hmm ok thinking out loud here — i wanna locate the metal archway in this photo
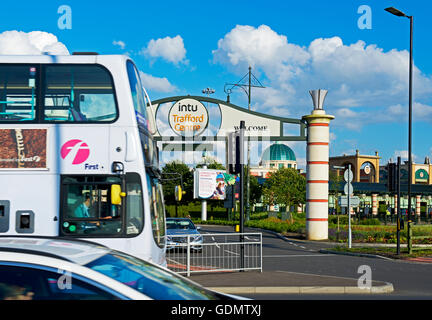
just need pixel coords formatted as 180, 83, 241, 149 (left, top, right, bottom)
148, 95, 307, 149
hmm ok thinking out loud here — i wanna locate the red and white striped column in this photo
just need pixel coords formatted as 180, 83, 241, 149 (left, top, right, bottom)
302, 100, 334, 240
416, 195, 421, 217
372, 194, 378, 215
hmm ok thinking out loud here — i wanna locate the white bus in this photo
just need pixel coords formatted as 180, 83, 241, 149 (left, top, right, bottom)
0, 54, 167, 266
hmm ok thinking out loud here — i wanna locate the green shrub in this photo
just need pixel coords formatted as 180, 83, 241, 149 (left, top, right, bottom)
192, 216, 305, 235
358, 218, 381, 225
328, 215, 349, 225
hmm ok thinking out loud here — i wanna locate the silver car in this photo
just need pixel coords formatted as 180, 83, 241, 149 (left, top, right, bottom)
166, 218, 203, 252
0, 236, 239, 300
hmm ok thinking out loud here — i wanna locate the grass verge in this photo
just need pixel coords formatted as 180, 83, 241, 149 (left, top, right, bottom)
330, 245, 432, 259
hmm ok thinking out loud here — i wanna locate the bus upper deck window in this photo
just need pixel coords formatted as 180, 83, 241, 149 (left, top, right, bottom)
0, 66, 37, 122
44, 65, 117, 122
126, 61, 147, 123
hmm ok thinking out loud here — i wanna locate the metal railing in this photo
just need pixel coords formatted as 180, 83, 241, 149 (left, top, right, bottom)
166, 232, 262, 276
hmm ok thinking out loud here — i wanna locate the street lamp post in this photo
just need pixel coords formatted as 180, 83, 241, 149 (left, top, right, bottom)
202, 87, 215, 97
224, 68, 265, 222
200, 88, 215, 222
385, 6, 413, 254
333, 165, 352, 248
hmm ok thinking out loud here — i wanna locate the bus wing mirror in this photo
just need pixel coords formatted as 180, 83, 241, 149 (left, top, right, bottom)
111, 184, 126, 205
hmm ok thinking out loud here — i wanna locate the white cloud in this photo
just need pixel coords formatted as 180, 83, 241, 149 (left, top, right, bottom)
213, 24, 309, 66
142, 35, 188, 65
0, 30, 69, 55
212, 25, 432, 130
139, 71, 177, 93
331, 101, 432, 129
393, 150, 418, 163
329, 132, 337, 141
112, 40, 126, 50
332, 108, 365, 131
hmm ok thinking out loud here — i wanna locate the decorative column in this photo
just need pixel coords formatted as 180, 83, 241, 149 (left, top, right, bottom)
416, 195, 421, 217
394, 194, 398, 214
372, 194, 378, 215
302, 90, 334, 240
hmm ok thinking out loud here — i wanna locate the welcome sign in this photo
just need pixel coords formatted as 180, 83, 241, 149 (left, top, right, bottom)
150, 95, 307, 142
168, 98, 209, 137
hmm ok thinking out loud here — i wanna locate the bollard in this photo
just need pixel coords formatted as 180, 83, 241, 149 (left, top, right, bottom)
187, 235, 191, 277
408, 221, 413, 254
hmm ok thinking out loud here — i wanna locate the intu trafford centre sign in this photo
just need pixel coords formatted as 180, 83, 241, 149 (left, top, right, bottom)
148, 95, 307, 145
168, 98, 209, 137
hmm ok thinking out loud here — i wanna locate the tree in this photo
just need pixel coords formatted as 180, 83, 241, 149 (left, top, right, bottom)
262, 168, 306, 214
161, 161, 194, 205
239, 166, 262, 206
249, 173, 263, 205
329, 169, 344, 195
196, 156, 226, 170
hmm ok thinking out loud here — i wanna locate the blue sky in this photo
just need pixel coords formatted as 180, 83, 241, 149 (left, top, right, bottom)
1, 0, 431, 169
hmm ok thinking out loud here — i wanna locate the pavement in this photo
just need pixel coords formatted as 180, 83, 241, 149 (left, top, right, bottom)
189, 270, 394, 295
186, 225, 397, 295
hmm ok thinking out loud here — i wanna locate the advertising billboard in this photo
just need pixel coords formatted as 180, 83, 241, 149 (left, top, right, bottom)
0, 128, 47, 169
194, 169, 226, 200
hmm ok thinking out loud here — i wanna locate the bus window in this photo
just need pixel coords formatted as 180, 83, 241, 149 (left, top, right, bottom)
60, 174, 144, 237
61, 175, 123, 236
126, 60, 147, 126
140, 130, 158, 168
44, 65, 117, 122
125, 173, 144, 235
0, 65, 37, 122
146, 173, 166, 248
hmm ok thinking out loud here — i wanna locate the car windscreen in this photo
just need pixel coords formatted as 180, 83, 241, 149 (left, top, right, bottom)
85, 251, 220, 300
166, 219, 178, 229
166, 219, 195, 230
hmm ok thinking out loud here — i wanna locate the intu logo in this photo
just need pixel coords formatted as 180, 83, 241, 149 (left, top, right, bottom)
61, 139, 90, 165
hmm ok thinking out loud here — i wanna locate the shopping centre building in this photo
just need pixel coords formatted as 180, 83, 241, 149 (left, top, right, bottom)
251, 144, 432, 218
250, 142, 298, 178
329, 150, 432, 218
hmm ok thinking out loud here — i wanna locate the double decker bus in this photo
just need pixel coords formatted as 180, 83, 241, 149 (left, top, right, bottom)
0, 54, 167, 266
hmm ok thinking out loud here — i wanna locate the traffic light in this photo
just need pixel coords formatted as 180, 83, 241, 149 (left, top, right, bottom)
387, 163, 397, 193
227, 131, 244, 174
224, 185, 235, 209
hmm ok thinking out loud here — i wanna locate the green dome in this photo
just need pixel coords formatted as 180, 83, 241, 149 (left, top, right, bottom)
261, 143, 296, 162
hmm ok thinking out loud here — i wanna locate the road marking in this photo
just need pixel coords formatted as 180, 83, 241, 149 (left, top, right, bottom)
263, 254, 335, 258
224, 250, 240, 256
